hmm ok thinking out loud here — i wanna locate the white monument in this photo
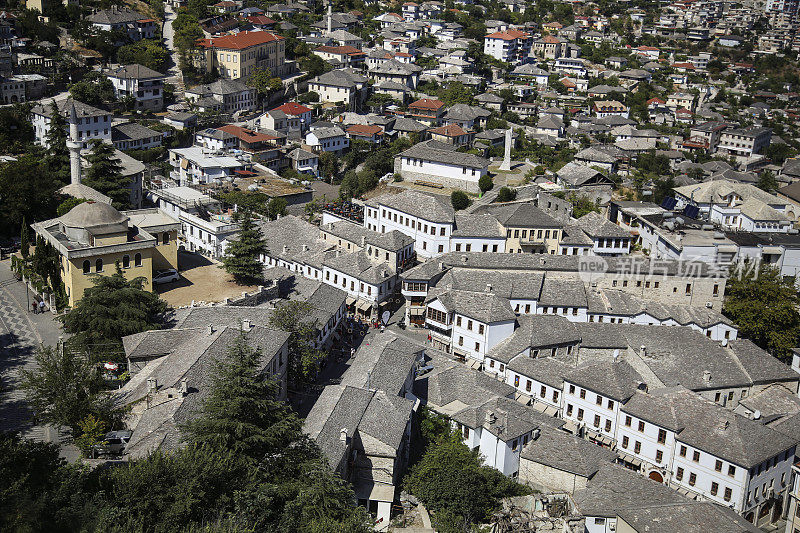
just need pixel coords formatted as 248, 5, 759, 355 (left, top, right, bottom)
499, 128, 512, 171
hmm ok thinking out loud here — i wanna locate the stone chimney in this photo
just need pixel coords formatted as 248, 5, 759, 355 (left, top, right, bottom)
703, 370, 711, 383
179, 379, 188, 396
461, 254, 467, 263
640, 345, 646, 357
340, 427, 348, 443
361, 235, 366, 246
302, 244, 309, 252
485, 283, 492, 292
242, 319, 252, 331
282, 245, 288, 253
147, 377, 158, 393
206, 324, 214, 335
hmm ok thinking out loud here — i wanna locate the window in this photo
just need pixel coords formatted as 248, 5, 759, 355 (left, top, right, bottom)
580, 389, 586, 399
569, 384, 575, 394
596, 395, 603, 406
692, 450, 700, 462
724, 487, 732, 501
456, 316, 462, 327
638, 420, 645, 432
655, 450, 663, 463
657, 429, 667, 444
566, 404, 573, 416
676, 467, 684, 480
540, 385, 546, 397
475, 342, 480, 351
478, 324, 484, 334
604, 419, 612, 432
526, 380, 531, 392
625, 415, 632, 427
95, 258, 103, 272
594, 414, 601, 427
634, 441, 641, 454
715, 460, 722, 472
82, 260, 90, 274
458, 336, 463, 346
622, 436, 629, 448
689, 472, 696, 486
135, 253, 142, 267
711, 482, 719, 496
467, 320, 472, 330
577, 408, 584, 421
728, 465, 736, 477
122, 255, 130, 268
679, 445, 687, 457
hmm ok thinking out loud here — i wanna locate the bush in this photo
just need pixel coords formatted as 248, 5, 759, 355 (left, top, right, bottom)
496, 187, 517, 202
451, 191, 471, 211
478, 175, 493, 193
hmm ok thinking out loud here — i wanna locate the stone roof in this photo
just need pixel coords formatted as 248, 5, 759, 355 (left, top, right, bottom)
366, 189, 455, 223
397, 139, 488, 169
31, 97, 107, 118
616, 501, 760, 533
428, 288, 516, 323
109, 63, 164, 79
340, 331, 423, 395
452, 396, 562, 441
572, 211, 631, 239
505, 351, 573, 387
88, 7, 147, 24
418, 356, 515, 414
451, 213, 504, 238
59, 201, 128, 228
521, 424, 616, 478
472, 202, 561, 228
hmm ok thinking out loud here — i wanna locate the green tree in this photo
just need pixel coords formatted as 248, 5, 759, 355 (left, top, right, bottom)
69, 72, 116, 106
0, 153, 62, 238
221, 210, 267, 284
57, 197, 87, 216
757, 170, 778, 192
496, 187, 517, 202
723, 261, 800, 360
117, 40, 170, 72
44, 101, 70, 185
318, 151, 339, 182
61, 265, 168, 351
21, 345, 117, 434
20, 216, 30, 259
451, 190, 471, 210
0, 104, 35, 154
652, 176, 676, 205
404, 430, 528, 531
268, 300, 326, 387
478, 175, 493, 194
73, 414, 107, 458
267, 197, 287, 220
84, 140, 131, 209
248, 67, 283, 100
570, 194, 600, 218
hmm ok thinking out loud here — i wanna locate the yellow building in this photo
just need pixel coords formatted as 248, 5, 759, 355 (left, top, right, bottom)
32, 202, 180, 307
195, 31, 286, 79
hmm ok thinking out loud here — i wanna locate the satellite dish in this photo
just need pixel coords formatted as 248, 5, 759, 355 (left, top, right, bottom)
381, 311, 391, 325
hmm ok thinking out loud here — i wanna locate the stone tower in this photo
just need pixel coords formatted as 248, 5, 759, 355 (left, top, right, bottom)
67, 102, 82, 186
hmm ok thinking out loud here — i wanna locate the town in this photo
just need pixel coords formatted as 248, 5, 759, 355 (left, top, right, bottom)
1, 0, 800, 531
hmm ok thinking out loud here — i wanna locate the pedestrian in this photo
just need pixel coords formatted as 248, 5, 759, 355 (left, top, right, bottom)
38, 300, 45, 314
32, 301, 37, 314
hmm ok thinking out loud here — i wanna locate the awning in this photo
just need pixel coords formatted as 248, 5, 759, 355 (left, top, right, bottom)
716, 244, 738, 253
465, 358, 481, 370
543, 405, 559, 417
345, 296, 357, 306
357, 300, 372, 312
762, 246, 783, 255
514, 392, 531, 405
561, 420, 578, 433
618, 452, 643, 468
531, 401, 547, 413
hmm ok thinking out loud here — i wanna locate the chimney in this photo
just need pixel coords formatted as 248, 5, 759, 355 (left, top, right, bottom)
242, 319, 252, 331
613, 348, 620, 361
179, 379, 188, 396
336, 249, 341, 257
485, 410, 497, 424
282, 245, 288, 253
382, 269, 388, 277
461, 254, 467, 263
340, 427, 348, 443
302, 244, 309, 252
703, 370, 711, 383
206, 324, 214, 335
485, 283, 492, 292
147, 377, 158, 393
361, 235, 366, 246
439, 261, 445, 271
640, 345, 646, 357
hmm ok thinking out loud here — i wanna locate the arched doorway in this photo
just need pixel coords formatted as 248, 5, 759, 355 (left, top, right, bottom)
648, 471, 664, 483
745, 512, 754, 523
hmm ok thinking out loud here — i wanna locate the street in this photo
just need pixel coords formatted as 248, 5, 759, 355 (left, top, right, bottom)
0, 259, 69, 449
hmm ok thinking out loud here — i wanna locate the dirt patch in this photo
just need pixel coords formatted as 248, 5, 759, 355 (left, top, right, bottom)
155, 251, 260, 307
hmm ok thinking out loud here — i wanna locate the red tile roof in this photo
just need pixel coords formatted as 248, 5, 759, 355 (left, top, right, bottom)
246, 15, 276, 25
410, 98, 444, 110
198, 30, 283, 50
429, 123, 468, 136
273, 102, 312, 116
315, 45, 364, 56
347, 124, 383, 135
218, 124, 279, 143
647, 97, 666, 105
486, 29, 529, 41
542, 35, 561, 43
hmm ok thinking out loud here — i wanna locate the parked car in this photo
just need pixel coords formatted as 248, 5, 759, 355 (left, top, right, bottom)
153, 269, 180, 284
93, 430, 132, 456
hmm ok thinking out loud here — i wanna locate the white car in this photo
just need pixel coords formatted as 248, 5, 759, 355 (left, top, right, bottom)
153, 269, 180, 284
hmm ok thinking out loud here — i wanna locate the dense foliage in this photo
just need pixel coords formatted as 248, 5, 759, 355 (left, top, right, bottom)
221, 210, 268, 284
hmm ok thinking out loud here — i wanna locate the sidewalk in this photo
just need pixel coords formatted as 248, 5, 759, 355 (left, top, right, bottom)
0, 259, 65, 347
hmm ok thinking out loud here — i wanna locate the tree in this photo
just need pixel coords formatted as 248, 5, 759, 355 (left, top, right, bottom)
318, 151, 339, 182
652, 176, 676, 205
0, 105, 35, 154
404, 430, 528, 531
69, 72, 116, 107
267, 197, 287, 220
248, 67, 283, 100
73, 414, 107, 457
451, 190, 471, 211
269, 300, 326, 386
21, 345, 117, 434
117, 39, 170, 72
44, 101, 70, 185
20, 216, 30, 259
84, 140, 131, 209
757, 170, 778, 192
496, 187, 517, 202
0, 154, 62, 238
478, 175, 493, 194
183, 333, 302, 457
61, 265, 168, 351
723, 261, 800, 360
570, 194, 600, 218
57, 197, 87, 216
221, 210, 267, 284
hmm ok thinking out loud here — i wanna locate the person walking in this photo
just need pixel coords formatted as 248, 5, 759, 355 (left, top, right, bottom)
31, 301, 38, 314
38, 300, 45, 314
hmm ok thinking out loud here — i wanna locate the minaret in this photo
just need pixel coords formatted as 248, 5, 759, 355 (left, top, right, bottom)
499, 128, 513, 171
327, 4, 332, 35
67, 102, 82, 186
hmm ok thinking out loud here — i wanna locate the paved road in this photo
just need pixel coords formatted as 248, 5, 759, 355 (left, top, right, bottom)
162, 3, 184, 96
0, 259, 68, 447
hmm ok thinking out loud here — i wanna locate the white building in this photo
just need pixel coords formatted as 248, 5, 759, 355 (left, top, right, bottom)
168, 146, 248, 186
32, 98, 112, 148
393, 139, 489, 193
107, 64, 165, 112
